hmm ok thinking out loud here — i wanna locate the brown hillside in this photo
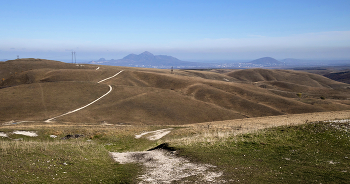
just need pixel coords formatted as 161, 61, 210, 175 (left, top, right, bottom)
1, 59, 350, 125
227, 68, 348, 88
0, 59, 95, 80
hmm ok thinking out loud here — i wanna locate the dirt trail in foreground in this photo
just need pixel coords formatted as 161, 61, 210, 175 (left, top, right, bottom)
185, 110, 350, 134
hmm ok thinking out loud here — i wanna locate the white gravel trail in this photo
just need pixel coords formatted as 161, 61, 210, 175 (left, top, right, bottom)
135, 128, 173, 140
97, 70, 123, 83
110, 149, 223, 183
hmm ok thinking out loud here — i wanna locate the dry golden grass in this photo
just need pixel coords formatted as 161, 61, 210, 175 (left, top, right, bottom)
1, 59, 350, 125
168, 110, 350, 146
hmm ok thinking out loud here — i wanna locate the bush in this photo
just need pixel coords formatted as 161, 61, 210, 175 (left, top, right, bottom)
296, 93, 302, 98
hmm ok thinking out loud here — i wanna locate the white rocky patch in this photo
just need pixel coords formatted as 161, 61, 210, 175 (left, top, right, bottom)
13, 131, 38, 137
110, 149, 223, 183
0, 132, 8, 137
325, 119, 350, 123
135, 128, 173, 140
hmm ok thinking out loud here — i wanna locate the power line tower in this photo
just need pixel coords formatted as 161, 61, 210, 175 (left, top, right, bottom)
72, 51, 74, 64
74, 51, 76, 64
17, 55, 19, 59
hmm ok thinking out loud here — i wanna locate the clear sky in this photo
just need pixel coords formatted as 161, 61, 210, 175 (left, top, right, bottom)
1, 0, 350, 61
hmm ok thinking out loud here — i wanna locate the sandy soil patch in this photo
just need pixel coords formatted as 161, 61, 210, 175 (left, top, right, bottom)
13, 131, 38, 137
110, 149, 223, 183
135, 128, 173, 140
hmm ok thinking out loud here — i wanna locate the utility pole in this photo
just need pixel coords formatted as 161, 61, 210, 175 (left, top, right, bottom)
72, 51, 74, 63
74, 51, 76, 64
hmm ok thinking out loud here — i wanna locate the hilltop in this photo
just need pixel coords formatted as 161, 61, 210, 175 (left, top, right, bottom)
1, 58, 350, 125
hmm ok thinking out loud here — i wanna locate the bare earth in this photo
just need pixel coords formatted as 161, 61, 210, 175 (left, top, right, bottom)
185, 110, 350, 134
110, 150, 223, 183
135, 128, 173, 140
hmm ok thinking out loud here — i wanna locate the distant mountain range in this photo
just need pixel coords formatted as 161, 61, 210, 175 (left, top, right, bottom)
89, 52, 350, 69
90, 51, 198, 68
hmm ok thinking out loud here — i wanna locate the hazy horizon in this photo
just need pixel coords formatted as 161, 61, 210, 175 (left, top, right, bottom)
1, 0, 350, 61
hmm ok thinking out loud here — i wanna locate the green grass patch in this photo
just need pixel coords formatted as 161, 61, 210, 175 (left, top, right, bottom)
0, 125, 171, 183
0, 139, 140, 183
175, 122, 350, 183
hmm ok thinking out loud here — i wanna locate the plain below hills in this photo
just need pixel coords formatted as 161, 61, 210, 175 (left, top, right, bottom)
1, 58, 350, 125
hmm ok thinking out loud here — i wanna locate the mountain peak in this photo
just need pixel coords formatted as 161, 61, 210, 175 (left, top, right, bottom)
140, 51, 154, 56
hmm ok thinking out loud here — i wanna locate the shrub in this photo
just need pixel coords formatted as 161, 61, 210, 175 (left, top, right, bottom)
296, 93, 302, 98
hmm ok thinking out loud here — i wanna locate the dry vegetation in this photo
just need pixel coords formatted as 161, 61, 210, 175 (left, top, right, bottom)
1, 59, 350, 125
2, 58, 350, 183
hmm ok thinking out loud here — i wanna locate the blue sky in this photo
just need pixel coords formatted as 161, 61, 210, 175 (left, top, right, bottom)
1, 0, 350, 61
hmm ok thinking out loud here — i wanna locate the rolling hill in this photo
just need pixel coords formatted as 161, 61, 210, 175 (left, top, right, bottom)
1, 58, 350, 125
324, 71, 350, 84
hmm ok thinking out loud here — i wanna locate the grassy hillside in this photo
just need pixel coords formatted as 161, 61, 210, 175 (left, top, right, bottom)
173, 121, 350, 183
1, 117, 349, 183
1, 59, 350, 125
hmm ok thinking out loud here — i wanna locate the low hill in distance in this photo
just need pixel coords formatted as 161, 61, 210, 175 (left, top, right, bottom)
1, 58, 350, 125
248, 57, 283, 65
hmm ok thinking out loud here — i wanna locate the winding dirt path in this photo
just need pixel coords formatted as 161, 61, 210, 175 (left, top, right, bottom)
45, 70, 123, 122
45, 85, 113, 122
